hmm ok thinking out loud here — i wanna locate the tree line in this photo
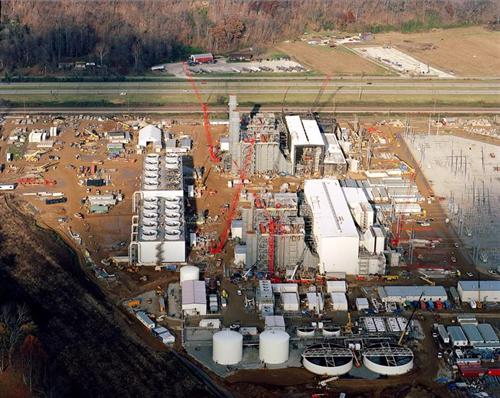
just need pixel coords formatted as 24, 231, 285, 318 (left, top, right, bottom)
0, 0, 497, 74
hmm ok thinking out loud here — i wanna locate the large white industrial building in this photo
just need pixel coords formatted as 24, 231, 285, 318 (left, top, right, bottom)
129, 154, 186, 265
304, 178, 385, 275
457, 281, 500, 303
378, 286, 448, 303
304, 179, 360, 275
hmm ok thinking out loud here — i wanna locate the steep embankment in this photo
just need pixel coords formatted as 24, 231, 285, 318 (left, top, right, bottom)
0, 196, 215, 398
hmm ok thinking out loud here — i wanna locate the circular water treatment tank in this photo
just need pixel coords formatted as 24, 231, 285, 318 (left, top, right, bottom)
302, 343, 353, 376
212, 330, 243, 365
297, 327, 316, 338
362, 343, 414, 376
259, 329, 289, 364
180, 266, 200, 283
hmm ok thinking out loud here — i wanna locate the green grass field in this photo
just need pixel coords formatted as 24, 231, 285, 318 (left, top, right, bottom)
1, 91, 498, 108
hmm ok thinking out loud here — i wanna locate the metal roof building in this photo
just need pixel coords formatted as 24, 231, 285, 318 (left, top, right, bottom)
447, 326, 468, 347
378, 286, 448, 303
138, 125, 162, 149
304, 179, 359, 275
181, 280, 207, 316
477, 324, 499, 343
461, 324, 484, 345
457, 281, 500, 303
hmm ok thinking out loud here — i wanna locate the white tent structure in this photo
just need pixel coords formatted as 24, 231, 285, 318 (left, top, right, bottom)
138, 125, 162, 150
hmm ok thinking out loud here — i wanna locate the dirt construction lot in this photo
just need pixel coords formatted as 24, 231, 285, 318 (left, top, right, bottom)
276, 41, 392, 76
368, 26, 500, 77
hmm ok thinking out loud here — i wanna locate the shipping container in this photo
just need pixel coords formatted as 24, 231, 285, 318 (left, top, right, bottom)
0, 183, 16, 191
487, 368, 500, 376
459, 366, 485, 378
86, 179, 106, 187
45, 197, 68, 205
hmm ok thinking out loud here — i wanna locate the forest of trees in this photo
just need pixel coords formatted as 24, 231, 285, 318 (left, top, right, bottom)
0, 0, 498, 74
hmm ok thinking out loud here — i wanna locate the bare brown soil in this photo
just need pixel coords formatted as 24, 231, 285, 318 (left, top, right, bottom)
366, 26, 500, 76
276, 41, 390, 76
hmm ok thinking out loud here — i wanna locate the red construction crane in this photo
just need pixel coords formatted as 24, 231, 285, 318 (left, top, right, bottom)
210, 138, 255, 254
254, 196, 283, 277
183, 62, 220, 163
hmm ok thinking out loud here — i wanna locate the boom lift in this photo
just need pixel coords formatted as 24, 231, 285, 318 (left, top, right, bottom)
210, 138, 255, 254
183, 62, 220, 164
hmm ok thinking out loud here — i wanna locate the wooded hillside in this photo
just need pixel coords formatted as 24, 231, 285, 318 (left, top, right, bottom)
0, 0, 497, 74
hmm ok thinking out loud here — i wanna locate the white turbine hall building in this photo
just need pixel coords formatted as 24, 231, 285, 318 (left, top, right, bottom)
304, 179, 360, 275
129, 153, 186, 265
303, 178, 386, 275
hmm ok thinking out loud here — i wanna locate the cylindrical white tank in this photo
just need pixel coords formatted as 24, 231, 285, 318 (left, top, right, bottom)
212, 330, 243, 365
259, 329, 289, 364
180, 265, 200, 283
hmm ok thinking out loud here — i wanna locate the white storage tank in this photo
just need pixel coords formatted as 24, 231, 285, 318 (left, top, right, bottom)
212, 330, 243, 365
180, 265, 200, 283
363, 343, 414, 376
259, 329, 289, 364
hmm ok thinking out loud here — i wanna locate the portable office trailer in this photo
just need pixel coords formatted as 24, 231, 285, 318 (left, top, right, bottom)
477, 323, 499, 344
447, 326, 468, 347
461, 324, 484, 345
437, 324, 450, 344
135, 311, 155, 329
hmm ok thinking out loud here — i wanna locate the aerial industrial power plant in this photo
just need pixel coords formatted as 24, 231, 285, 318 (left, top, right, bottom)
0, 2, 499, 398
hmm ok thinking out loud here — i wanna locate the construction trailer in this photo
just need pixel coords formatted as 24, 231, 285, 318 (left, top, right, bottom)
447, 326, 468, 347
461, 324, 484, 345
477, 324, 499, 343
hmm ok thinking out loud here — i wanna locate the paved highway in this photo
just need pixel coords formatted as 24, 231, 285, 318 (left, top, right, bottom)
2, 81, 500, 88
1, 88, 499, 95
2, 105, 499, 115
